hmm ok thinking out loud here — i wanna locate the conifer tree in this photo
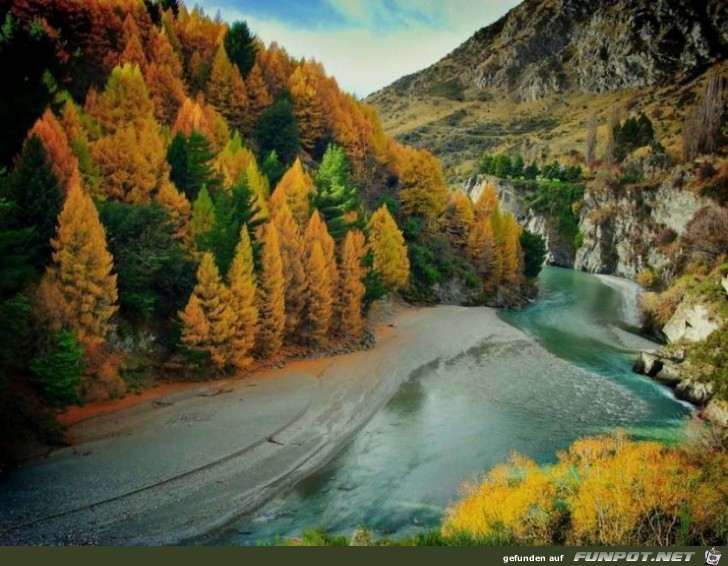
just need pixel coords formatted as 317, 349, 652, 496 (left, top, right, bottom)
167, 131, 221, 201
443, 192, 475, 250
501, 212, 522, 285
6, 136, 64, 272
397, 146, 449, 219
474, 182, 499, 222
368, 205, 410, 292
120, 15, 147, 69
303, 241, 333, 346
145, 28, 186, 125
305, 211, 338, 295
224, 21, 258, 78
28, 109, 80, 192
488, 205, 505, 290
273, 158, 314, 226
86, 64, 155, 134
157, 180, 191, 241
42, 182, 118, 348
313, 144, 360, 240
255, 93, 300, 166
227, 225, 258, 368
246, 62, 273, 127
188, 185, 216, 252
213, 132, 255, 187
288, 64, 325, 152
269, 194, 308, 340
468, 216, 497, 294
179, 252, 236, 369
256, 222, 285, 357
338, 229, 367, 339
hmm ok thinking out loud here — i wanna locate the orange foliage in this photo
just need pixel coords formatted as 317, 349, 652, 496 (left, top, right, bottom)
28, 109, 80, 192
289, 62, 326, 152
256, 222, 286, 358
173, 95, 229, 150
271, 158, 314, 226
338, 229, 367, 339
157, 180, 191, 241
245, 62, 273, 128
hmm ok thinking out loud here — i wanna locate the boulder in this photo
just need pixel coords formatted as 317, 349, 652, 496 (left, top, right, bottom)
675, 379, 714, 405
663, 302, 721, 344
633, 351, 663, 376
702, 400, 728, 428
653, 361, 682, 386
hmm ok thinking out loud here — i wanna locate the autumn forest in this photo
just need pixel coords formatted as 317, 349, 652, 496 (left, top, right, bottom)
0, 0, 528, 458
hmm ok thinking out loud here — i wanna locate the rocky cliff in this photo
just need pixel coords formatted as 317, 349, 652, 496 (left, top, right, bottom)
368, 0, 727, 182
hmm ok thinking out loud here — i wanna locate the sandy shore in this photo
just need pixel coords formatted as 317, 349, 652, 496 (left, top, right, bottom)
0, 305, 532, 545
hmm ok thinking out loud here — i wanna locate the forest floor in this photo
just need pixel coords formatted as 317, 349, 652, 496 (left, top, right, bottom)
0, 302, 530, 545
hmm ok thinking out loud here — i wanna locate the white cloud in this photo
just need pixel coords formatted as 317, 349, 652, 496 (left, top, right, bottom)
198, 1, 521, 97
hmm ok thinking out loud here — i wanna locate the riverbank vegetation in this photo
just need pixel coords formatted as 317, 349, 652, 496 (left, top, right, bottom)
282, 432, 728, 546
0, 0, 532, 465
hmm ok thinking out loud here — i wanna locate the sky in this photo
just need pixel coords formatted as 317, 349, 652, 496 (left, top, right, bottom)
192, 0, 521, 97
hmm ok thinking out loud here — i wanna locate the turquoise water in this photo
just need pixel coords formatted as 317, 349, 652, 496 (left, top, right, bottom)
217, 267, 691, 544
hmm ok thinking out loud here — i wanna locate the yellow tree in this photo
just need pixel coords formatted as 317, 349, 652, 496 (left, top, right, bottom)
86, 64, 155, 134
305, 211, 338, 294
245, 62, 273, 128
338, 229, 367, 339
214, 132, 255, 186
396, 145, 449, 219
474, 182, 499, 222
256, 42, 291, 98
269, 194, 308, 340
157, 180, 191, 241
288, 63, 325, 152
207, 45, 249, 134
42, 181, 118, 349
468, 216, 498, 294
28, 109, 80, 192
256, 222, 286, 357
245, 160, 270, 221
227, 225, 259, 369
501, 211, 522, 285
443, 192, 475, 249
303, 241, 333, 346
489, 204, 506, 289
91, 118, 168, 203
272, 158, 314, 226
368, 205, 410, 292
179, 252, 236, 369
145, 28, 186, 125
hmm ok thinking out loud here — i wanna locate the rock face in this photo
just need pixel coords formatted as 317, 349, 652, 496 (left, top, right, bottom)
675, 379, 714, 405
373, 0, 725, 104
663, 302, 721, 343
574, 167, 710, 278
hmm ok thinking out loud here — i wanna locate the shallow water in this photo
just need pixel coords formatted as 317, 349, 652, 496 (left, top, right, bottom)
218, 267, 691, 545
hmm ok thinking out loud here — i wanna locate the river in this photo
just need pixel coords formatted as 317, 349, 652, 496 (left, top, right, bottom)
216, 267, 692, 545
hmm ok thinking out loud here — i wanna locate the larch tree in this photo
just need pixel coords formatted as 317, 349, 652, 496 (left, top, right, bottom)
488, 205, 505, 291
144, 27, 186, 125
303, 241, 333, 346
368, 205, 410, 292
245, 62, 273, 129
213, 132, 255, 187
119, 14, 147, 69
257, 42, 290, 98
338, 229, 367, 339
288, 63, 325, 153
473, 182, 499, 222
42, 181, 118, 349
245, 160, 270, 221
467, 216, 497, 294
396, 146, 449, 220
269, 194, 308, 341
179, 252, 236, 369
443, 192, 475, 250
27, 109, 80, 193
501, 211, 522, 286
157, 180, 191, 241
92, 118, 168, 203
255, 222, 285, 358
227, 225, 258, 369
305, 211, 338, 296
86, 64, 156, 133
207, 45, 249, 134
272, 158, 314, 227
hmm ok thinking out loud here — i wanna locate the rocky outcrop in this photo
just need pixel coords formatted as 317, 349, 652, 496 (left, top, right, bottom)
663, 302, 721, 343
373, 0, 725, 104
574, 166, 710, 278
702, 400, 728, 428
675, 379, 714, 405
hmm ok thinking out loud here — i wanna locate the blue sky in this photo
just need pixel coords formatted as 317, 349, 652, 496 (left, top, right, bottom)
192, 0, 521, 96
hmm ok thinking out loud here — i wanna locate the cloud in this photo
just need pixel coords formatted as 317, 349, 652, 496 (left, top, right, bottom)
193, 0, 521, 97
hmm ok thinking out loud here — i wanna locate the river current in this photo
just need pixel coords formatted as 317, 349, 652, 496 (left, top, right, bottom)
218, 267, 692, 544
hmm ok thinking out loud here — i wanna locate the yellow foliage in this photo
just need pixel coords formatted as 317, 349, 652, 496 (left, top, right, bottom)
394, 144, 450, 219
256, 222, 286, 358
442, 192, 475, 249
289, 63, 325, 152
179, 253, 236, 369
338, 229, 367, 339
227, 226, 259, 369
42, 182, 118, 349
368, 205, 410, 292
303, 241, 333, 346
272, 158, 314, 227
443, 432, 728, 546
157, 180, 191, 241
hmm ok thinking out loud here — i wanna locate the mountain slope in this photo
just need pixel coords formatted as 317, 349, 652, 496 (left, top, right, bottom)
368, 0, 727, 180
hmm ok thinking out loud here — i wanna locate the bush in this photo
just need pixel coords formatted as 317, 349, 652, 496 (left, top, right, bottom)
520, 230, 547, 279
29, 330, 84, 408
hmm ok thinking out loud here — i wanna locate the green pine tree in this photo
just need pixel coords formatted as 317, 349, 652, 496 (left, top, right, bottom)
29, 330, 84, 408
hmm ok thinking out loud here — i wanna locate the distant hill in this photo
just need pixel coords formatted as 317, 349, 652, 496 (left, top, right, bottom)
368, 0, 727, 182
